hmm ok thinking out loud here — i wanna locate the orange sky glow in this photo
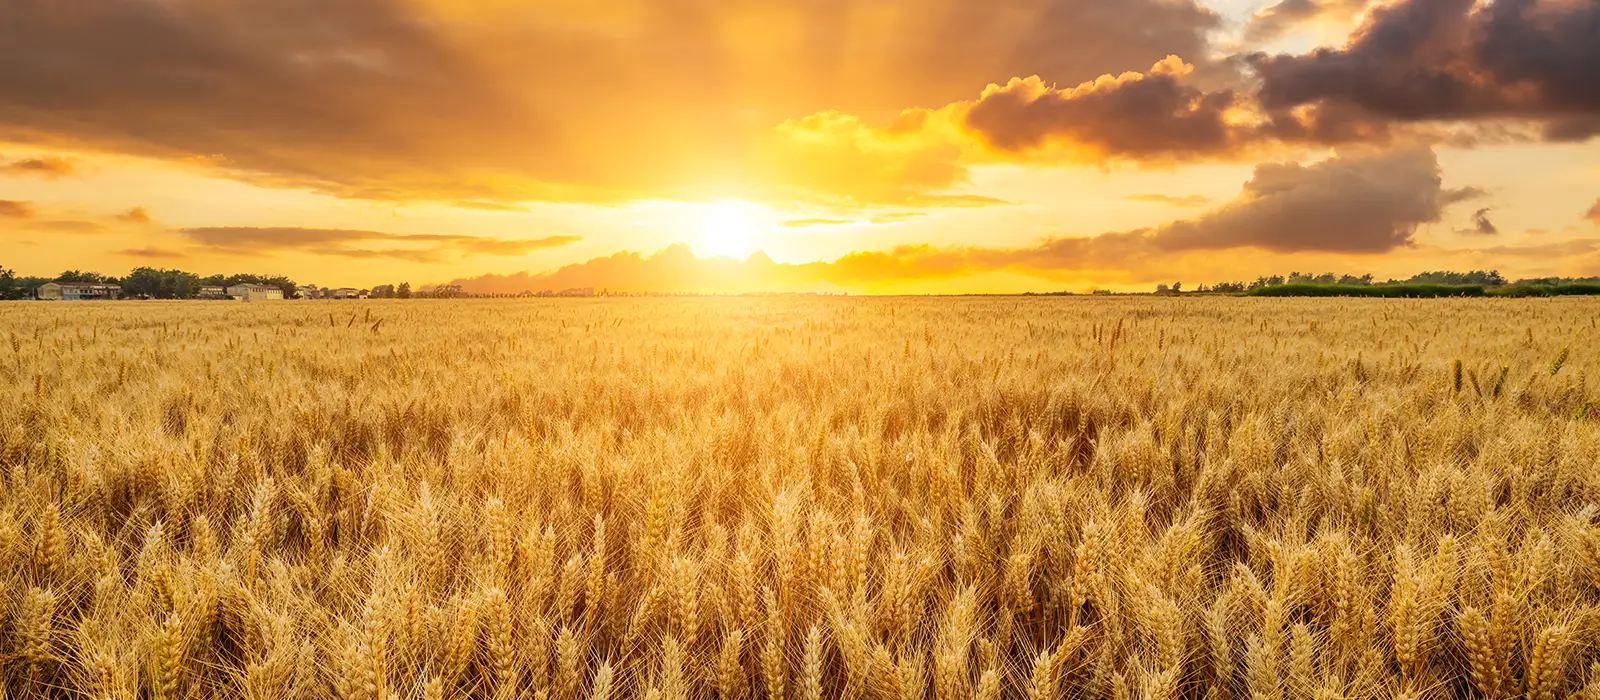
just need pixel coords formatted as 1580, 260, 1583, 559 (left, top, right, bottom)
2, 0, 1599, 293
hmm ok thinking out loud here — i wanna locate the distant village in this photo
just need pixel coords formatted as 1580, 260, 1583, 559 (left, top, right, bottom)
20, 281, 617, 301
0, 263, 622, 301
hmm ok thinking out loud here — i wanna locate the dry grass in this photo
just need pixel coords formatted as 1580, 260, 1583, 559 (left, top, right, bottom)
1, 296, 1598, 699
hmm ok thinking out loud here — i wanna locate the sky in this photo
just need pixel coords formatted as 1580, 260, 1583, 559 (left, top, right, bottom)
2, 0, 1599, 294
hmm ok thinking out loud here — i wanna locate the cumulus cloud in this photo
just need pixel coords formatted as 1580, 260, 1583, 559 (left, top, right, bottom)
1250, 0, 1600, 141
0, 0, 1224, 205
457, 148, 1474, 292
963, 58, 1251, 162
1146, 148, 1467, 253
1588, 199, 1600, 223
2, 155, 75, 177
178, 226, 579, 260
0, 200, 34, 218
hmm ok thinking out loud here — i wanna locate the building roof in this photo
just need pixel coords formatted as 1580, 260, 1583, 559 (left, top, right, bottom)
44, 282, 119, 290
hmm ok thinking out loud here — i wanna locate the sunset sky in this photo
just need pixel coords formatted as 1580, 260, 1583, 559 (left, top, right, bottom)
3, 0, 1599, 293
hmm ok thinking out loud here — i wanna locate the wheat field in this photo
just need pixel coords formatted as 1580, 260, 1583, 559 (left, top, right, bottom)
1, 297, 1598, 700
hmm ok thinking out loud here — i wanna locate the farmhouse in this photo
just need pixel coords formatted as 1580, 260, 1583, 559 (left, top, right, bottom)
226, 284, 284, 301
36, 282, 121, 300
196, 286, 228, 299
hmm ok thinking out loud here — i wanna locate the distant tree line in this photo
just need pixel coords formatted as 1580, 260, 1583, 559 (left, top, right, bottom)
1192, 269, 1600, 294
0, 265, 300, 300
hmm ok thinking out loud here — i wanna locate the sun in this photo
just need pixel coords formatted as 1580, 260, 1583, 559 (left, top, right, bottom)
699, 202, 756, 259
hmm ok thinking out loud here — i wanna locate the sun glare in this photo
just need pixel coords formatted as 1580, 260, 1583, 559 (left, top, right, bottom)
699, 202, 756, 259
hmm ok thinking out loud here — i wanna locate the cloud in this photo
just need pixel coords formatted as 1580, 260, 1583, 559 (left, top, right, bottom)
1250, 0, 1600, 141
33, 220, 109, 234
0, 200, 34, 218
1126, 194, 1212, 207
117, 246, 185, 259
457, 148, 1471, 292
782, 219, 855, 228
962, 58, 1252, 162
869, 212, 928, 224
177, 226, 579, 260
452, 236, 582, 255
116, 207, 152, 224
2, 155, 75, 177
1242, 0, 1371, 44
1588, 199, 1600, 223
0, 0, 1224, 205
760, 110, 989, 207
1460, 207, 1499, 235
1145, 147, 1464, 253
1458, 239, 1600, 257
451, 201, 529, 212
780, 213, 928, 228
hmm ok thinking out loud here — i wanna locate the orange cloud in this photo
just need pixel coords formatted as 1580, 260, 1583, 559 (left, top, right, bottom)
1588, 199, 1600, 224
116, 207, 152, 224
458, 148, 1478, 292
962, 58, 1253, 162
118, 246, 185, 259
451, 201, 529, 212
33, 221, 109, 234
2, 155, 75, 177
1242, 0, 1370, 43
0, 0, 1224, 206
0, 200, 34, 218
1126, 194, 1212, 207
178, 226, 580, 261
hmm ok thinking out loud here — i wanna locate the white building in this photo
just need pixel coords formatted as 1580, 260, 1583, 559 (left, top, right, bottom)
226, 284, 284, 301
37, 282, 121, 300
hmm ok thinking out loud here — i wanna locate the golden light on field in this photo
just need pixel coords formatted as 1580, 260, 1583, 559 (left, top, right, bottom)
697, 202, 760, 260
3, 297, 1599, 698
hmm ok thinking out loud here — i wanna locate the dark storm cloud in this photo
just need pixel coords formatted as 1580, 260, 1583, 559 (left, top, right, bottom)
1250, 0, 1600, 140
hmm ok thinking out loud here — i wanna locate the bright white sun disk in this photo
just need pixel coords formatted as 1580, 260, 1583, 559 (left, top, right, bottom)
700, 204, 755, 259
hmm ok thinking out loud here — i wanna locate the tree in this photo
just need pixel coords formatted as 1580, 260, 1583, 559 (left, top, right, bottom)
0, 265, 19, 300
1172, 281, 1183, 294
56, 270, 117, 284
122, 267, 201, 299
397, 282, 412, 299
371, 284, 395, 299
